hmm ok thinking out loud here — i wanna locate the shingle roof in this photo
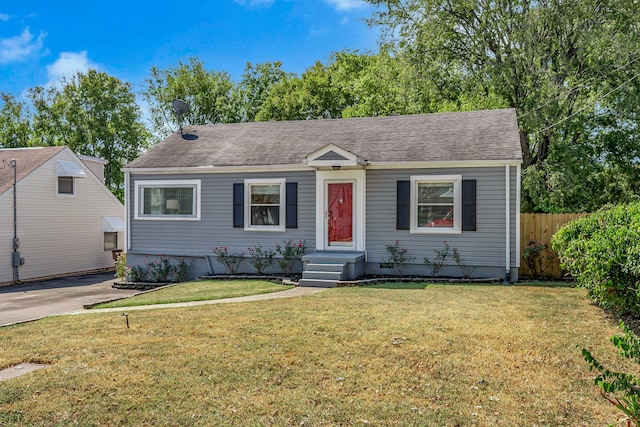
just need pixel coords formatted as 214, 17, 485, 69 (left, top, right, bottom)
125, 109, 522, 169
0, 146, 66, 195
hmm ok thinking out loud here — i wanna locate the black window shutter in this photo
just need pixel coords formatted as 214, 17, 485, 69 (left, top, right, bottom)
462, 179, 476, 231
397, 180, 410, 230
233, 183, 244, 228
286, 182, 298, 229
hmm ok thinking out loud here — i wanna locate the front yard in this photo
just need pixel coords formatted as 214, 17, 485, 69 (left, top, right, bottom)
0, 283, 631, 425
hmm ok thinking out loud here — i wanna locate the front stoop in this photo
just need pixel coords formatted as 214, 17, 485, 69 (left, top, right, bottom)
299, 251, 365, 288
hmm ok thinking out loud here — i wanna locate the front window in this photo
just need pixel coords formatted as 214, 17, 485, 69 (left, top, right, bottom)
411, 175, 461, 233
245, 179, 285, 231
135, 180, 201, 220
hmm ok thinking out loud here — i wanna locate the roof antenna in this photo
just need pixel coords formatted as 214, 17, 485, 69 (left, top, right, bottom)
172, 99, 190, 136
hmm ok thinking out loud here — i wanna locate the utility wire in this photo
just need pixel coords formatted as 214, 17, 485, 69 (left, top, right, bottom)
534, 69, 640, 135
517, 52, 640, 120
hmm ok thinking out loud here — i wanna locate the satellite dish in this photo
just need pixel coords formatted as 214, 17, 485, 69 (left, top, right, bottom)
172, 99, 190, 115
172, 99, 190, 135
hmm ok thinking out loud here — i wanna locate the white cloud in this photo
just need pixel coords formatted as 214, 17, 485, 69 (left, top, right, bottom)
323, 0, 368, 12
233, 0, 275, 8
0, 13, 10, 21
0, 28, 47, 64
46, 51, 98, 81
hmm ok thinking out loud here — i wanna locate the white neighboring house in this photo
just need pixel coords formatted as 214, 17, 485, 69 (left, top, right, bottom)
0, 146, 125, 285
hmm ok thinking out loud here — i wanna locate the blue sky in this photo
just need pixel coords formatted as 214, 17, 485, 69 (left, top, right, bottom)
0, 0, 380, 98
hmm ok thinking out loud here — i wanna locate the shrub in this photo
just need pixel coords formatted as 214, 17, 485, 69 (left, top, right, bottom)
552, 202, 640, 315
146, 256, 175, 282
582, 321, 640, 426
275, 240, 306, 276
423, 241, 451, 277
213, 246, 244, 275
126, 264, 146, 282
452, 248, 475, 279
125, 256, 191, 283
247, 244, 275, 275
522, 240, 553, 279
115, 252, 127, 279
383, 240, 414, 277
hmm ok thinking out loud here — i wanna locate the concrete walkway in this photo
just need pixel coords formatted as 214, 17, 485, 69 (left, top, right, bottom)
0, 272, 327, 327
73, 286, 327, 315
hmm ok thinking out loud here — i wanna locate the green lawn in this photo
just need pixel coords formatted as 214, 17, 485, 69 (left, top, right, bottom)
94, 280, 293, 308
0, 283, 630, 425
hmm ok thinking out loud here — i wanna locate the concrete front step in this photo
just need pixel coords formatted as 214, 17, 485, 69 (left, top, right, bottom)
298, 278, 338, 288
302, 270, 343, 281
304, 262, 346, 272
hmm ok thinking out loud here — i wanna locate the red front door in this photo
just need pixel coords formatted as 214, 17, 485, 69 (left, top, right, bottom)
327, 182, 353, 247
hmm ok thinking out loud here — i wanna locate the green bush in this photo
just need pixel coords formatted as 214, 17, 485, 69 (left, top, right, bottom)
551, 202, 640, 315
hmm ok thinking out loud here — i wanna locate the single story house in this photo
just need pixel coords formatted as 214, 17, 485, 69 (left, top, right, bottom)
0, 146, 125, 285
123, 109, 522, 285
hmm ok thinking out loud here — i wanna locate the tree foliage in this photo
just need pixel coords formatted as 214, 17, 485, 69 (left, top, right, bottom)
233, 61, 293, 122
0, 71, 150, 200
0, 93, 31, 148
255, 48, 506, 121
365, 0, 640, 212
144, 57, 236, 137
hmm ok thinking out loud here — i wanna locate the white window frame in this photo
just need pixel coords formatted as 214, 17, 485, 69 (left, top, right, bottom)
244, 178, 286, 232
410, 175, 462, 234
134, 180, 201, 221
103, 232, 119, 251
57, 176, 75, 196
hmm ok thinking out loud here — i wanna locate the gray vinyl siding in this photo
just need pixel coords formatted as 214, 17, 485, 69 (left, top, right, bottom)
365, 166, 517, 274
128, 165, 519, 280
129, 171, 316, 256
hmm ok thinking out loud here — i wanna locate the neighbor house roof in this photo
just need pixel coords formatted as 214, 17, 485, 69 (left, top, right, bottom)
0, 146, 66, 195
125, 109, 522, 170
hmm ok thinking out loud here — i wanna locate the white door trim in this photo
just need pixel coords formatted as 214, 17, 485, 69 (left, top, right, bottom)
315, 169, 366, 251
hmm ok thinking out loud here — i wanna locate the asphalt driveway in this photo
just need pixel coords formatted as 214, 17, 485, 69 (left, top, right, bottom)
0, 272, 139, 327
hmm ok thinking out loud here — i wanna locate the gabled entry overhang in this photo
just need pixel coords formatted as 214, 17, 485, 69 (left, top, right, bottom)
304, 144, 368, 170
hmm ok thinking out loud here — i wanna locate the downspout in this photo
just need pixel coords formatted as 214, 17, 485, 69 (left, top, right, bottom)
515, 164, 521, 271
504, 164, 510, 284
125, 171, 130, 252
10, 159, 19, 283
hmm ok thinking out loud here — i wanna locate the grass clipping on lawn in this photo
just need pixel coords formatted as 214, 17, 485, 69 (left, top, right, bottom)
0, 284, 632, 426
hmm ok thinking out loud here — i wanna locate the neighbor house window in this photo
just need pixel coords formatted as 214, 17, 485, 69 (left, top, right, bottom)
410, 175, 462, 233
244, 179, 285, 231
58, 177, 74, 195
104, 232, 118, 250
134, 180, 201, 220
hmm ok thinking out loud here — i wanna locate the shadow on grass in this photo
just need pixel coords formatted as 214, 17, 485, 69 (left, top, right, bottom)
365, 282, 428, 290
364, 280, 576, 290
514, 280, 576, 288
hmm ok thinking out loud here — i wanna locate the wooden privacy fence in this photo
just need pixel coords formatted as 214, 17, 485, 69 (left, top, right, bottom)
519, 213, 588, 280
